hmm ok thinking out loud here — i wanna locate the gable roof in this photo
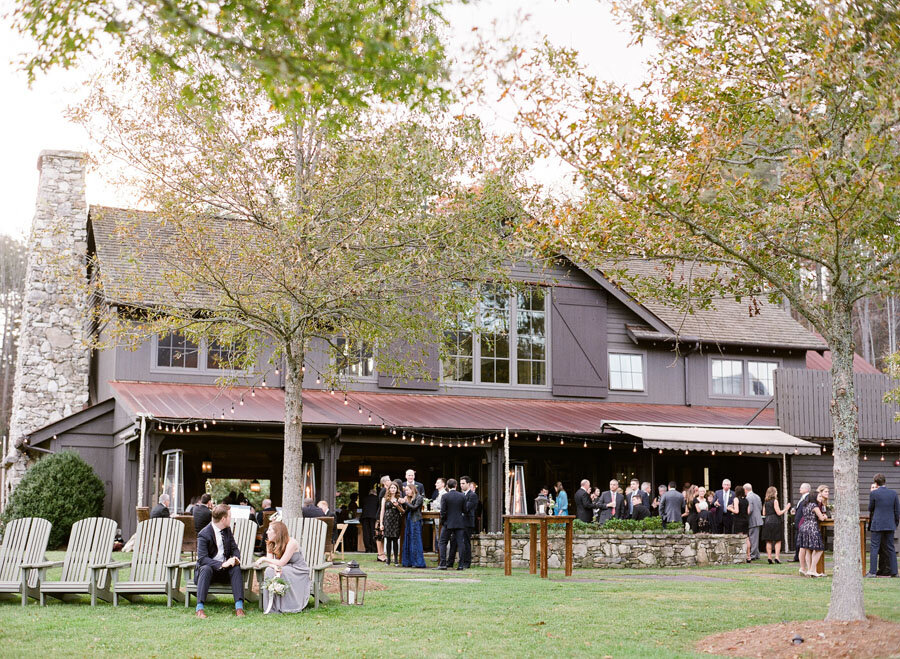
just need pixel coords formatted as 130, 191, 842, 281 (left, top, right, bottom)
90, 205, 826, 350
594, 259, 827, 350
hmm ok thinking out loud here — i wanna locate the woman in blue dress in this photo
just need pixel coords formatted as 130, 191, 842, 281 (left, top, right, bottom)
401, 483, 426, 568
554, 482, 568, 516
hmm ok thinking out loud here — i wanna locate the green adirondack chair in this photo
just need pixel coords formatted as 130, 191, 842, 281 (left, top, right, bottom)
24, 517, 117, 606
95, 517, 184, 606
0, 517, 51, 605
256, 517, 329, 610
181, 517, 259, 607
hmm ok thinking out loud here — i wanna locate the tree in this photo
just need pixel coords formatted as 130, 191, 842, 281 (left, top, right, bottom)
503, 0, 900, 620
0, 236, 27, 442
11, 0, 452, 112
74, 58, 528, 517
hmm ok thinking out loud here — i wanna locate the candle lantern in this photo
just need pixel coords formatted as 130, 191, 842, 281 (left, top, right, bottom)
534, 493, 550, 515
338, 560, 367, 605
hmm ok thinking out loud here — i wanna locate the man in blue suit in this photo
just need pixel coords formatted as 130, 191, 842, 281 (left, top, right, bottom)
866, 473, 900, 578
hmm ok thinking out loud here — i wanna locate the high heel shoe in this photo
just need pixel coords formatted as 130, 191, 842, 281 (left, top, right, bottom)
774, 559, 781, 564
768, 558, 773, 564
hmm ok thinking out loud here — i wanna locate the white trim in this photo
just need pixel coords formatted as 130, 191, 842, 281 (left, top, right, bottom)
708, 355, 781, 400
608, 350, 647, 392
150, 333, 250, 376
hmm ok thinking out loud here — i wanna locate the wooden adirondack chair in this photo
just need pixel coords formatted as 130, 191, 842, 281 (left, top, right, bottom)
181, 517, 258, 607
95, 517, 184, 606
0, 517, 51, 606
24, 517, 117, 606
256, 517, 329, 610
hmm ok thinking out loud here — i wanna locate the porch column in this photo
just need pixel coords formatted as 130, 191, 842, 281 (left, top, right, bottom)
316, 430, 341, 511
485, 443, 503, 532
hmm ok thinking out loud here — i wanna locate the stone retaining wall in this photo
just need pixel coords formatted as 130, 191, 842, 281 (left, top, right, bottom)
472, 533, 747, 569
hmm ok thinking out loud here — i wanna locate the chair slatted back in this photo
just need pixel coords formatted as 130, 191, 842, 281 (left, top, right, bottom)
283, 517, 305, 544
0, 518, 51, 587
303, 518, 327, 566
231, 518, 258, 561
60, 517, 117, 584
130, 518, 184, 583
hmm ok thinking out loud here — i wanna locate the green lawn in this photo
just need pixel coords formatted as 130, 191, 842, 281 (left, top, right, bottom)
1, 552, 898, 658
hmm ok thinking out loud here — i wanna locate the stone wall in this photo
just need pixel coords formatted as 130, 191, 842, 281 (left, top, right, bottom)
2, 150, 91, 506
472, 532, 747, 569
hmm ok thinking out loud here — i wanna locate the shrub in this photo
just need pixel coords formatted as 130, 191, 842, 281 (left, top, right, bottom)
1, 451, 105, 548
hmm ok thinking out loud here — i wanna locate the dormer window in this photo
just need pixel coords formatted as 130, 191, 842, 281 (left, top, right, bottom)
156, 332, 199, 369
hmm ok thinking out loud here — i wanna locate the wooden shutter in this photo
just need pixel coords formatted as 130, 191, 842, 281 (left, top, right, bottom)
551, 286, 608, 397
376, 339, 440, 390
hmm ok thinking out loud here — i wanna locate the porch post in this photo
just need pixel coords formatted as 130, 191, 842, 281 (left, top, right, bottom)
486, 441, 503, 532
317, 429, 341, 511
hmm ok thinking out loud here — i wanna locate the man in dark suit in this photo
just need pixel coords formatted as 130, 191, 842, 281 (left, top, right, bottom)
150, 493, 171, 519
359, 488, 380, 553
660, 482, 685, 529
193, 493, 213, 532
438, 479, 467, 570
194, 504, 244, 618
457, 476, 478, 569
574, 479, 600, 522
714, 480, 734, 534
625, 479, 649, 518
866, 473, 900, 578
255, 498, 276, 527
302, 497, 324, 517
598, 479, 626, 524
630, 494, 650, 521
404, 469, 426, 497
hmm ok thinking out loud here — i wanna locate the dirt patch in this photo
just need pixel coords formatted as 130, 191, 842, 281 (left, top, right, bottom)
322, 571, 387, 595
697, 616, 900, 658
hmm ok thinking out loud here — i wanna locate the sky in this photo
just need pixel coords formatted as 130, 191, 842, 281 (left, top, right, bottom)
0, 0, 648, 240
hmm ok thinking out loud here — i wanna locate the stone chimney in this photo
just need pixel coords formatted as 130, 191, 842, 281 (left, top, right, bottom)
2, 150, 91, 504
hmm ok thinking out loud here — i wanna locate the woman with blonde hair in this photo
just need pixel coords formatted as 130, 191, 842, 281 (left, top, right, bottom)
761, 486, 786, 563
254, 520, 312, 613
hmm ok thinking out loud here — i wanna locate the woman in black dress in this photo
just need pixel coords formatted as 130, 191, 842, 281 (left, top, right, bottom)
798, 485, 829, 577
761, 486, 786, 563
729, 485, 751, 562
379, 482, 403, 566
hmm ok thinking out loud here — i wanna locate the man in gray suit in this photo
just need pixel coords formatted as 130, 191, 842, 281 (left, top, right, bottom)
598, 479, 626, 524
744, 482, 763, 560
660, 481, 685, 529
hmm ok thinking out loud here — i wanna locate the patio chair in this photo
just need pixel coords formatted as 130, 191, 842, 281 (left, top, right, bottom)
0, 517, 52, 606
94, 517, 184, 606
24, 517, 117, 606
258, 517, 329, 610
181, 517, 259, 607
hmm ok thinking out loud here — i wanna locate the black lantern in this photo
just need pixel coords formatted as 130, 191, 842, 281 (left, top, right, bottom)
250, 479, 261, 493
338, 560, 367, 605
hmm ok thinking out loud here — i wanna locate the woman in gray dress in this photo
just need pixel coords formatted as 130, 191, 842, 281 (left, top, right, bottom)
255, 521, 312, 613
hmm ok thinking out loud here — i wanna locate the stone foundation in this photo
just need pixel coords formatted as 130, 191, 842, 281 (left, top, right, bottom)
472, 533, 747, 569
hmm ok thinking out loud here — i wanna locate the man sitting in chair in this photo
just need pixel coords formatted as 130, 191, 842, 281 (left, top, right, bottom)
195, 504, 245, 618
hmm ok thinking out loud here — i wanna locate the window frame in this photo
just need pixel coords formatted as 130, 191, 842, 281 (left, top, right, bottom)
440, 285, 551, 390
150, 332, 250, 375
708, 356, 781, 399
607, 350, 647, 393
332, 337, 378, 383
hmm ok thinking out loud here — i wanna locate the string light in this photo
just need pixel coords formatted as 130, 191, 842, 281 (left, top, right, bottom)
439, 440, 443, 447
380, 422, 385, 430
536, 435, 540, 442
881, 441, 886, 447
358, 405, 362, 414
880, 453, 885, 462
560, 438, 564, 445
230, 403, 235, 414
658, 449, 663, 454
368, 413, 372, 422
194, 424, 199, 431
632, 445, 637, 453
711, 450, 715, 456
863, 453, 868, 461
608, 442, 612, 450
274, 366, 280, 375
402, 431, 407, 440
212, 419, 217, 425
203, 422, 207, 429
239, 396, 244, 406
583, 441, 587, 448
344, 395, 349, 406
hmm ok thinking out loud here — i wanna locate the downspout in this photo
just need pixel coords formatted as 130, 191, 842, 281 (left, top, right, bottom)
683, 341, 700, 407
137, 413, 149, 508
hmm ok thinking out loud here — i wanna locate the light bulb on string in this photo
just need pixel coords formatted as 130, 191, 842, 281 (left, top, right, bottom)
301, 365, 305, 373
863, 453, 868, 460
536, 435, 540, 442
316, 376, 321, 384
632, 445, 637, 453
212, 419, 216, 425
330, 389, 335, 396
195, 424, 199, 432
881, 453, 885, 461
439, 440, 444, 447
274, 366, 280, 375
221, 410, 226, 419
583, 441, 587, 448
251, 388, 256, 397
881, 441, 886, 447
343, 395, 348, 406
457, 441, 461, 448
230, 403, 235, 414
402, 431, 407, 440
608, 442, 612, 450
420, 437, 425, 444
514, 432, 518, 438
464, 440, 468, 447
358, 405, 362, 414
368, 413, 372, 422
711, 450, 715, 456
684, 450, 689, 455
380, 422, 385, 430
658, 449, 663, 454
560, 438, 564, 445
239, 396, 244, 406
430, 439, 434, 446
391, 427, 396, 435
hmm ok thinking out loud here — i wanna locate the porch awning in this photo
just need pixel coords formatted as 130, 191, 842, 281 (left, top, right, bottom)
602, 421, 821, 456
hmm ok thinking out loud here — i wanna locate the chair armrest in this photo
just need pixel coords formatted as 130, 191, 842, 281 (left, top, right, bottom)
310, 561, 331, 571
93, 560, 131, 571
21, 560, 64, 570
174, 560, 198, 569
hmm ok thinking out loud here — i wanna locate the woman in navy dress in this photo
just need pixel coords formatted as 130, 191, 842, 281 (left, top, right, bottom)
401, 483, 426, 568
798, 485, 829, 577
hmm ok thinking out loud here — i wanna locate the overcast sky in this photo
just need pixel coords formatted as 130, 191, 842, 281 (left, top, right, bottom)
0, 0, 647, 240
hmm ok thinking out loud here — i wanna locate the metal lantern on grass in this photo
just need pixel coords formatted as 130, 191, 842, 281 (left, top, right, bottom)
338, 560, 367, 605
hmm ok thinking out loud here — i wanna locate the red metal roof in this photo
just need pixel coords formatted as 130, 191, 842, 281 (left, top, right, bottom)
805, 350, 880, 374
110, 381, 776, 434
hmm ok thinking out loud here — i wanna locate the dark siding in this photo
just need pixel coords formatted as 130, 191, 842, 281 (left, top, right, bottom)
776, 369, 900, 441
377, 340, 440, 391
551, 286, 608, 397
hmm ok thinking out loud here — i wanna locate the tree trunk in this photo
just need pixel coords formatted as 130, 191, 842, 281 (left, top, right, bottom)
282, 342, 304, 518
825, 297, 865, 621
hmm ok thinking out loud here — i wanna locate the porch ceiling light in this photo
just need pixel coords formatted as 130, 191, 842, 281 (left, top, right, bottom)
358, 463, 372, 477
250, 479, 261, 492
201, 459, 213, 474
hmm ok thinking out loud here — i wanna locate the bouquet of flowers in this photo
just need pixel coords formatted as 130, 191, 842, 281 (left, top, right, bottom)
263, 576, 290, 614
265, 576, 290, 597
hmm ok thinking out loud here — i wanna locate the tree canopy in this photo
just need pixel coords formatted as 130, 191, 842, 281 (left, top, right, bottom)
501, 0, 900, 620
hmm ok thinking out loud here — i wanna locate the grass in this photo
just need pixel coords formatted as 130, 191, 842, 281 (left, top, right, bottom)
1, 552, 898, 658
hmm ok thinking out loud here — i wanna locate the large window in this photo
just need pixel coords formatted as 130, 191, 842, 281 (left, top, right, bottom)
336, 337, 375, 379
609, 352, 644, 391
443, 285, 547, 387
155, 333, 247, 372
156, 332, 199, 369
711, 357, 778, 397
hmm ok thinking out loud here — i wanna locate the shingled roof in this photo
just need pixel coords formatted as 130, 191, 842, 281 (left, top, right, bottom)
598, 259, 827, 350
90, 205, 827, 350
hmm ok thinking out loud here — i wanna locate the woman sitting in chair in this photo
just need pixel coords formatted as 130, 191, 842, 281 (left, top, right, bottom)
254, 521, 312, 613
